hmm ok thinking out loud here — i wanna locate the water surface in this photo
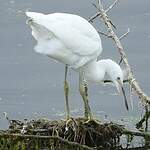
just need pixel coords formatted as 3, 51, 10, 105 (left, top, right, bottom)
0, 0, 150, 129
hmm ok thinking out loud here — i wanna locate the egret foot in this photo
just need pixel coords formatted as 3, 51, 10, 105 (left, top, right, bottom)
84, 117, 100, 124
65, 117, 75, 134
65, 117, 73, 127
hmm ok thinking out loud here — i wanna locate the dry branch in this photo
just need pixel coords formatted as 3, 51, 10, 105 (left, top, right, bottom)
119, 28, 130, 40
95, 0, 150, 106
122, 129, 150, 139
88, 0, 119, 22
98, 30, 112, 38
136, 107, 150, 129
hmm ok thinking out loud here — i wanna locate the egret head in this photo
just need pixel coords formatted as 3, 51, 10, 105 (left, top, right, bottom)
113, 76, 123, 92
104, 60, 129, 111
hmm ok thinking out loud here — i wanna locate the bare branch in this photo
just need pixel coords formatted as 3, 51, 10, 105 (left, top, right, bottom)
106, 0, 120, 13
91, 2, 100, 11
109, 20, 117, 29
145, 105, 149, 132
98, 31, 112, 38
136, 108, 150, 129
103, 79, 129, 84
119, 28, 130, 40
88, 12, 100, 23
122, 128, 150, 139
88, 0, 119, 23
96, 0, 150, 106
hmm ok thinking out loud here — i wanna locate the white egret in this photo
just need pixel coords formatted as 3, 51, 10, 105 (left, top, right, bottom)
26, 12, 128, 120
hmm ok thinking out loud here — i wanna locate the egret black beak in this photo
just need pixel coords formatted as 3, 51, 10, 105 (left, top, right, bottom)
117, 77, 129, 111
121, 86, 129, 110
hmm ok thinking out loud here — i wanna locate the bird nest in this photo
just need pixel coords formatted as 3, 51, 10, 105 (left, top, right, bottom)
0, 117, 149, 150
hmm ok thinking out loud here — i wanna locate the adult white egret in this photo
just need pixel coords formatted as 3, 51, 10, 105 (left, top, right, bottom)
26, 12, 128, 120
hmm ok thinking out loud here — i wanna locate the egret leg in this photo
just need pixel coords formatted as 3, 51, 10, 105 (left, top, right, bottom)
84, 82, 93, 120
64, 65, 70, 119
79, 76, 92, 120
82, 82, 100, 124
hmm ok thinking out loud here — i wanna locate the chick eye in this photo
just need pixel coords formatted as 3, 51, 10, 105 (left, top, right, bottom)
117, 77, 120, 80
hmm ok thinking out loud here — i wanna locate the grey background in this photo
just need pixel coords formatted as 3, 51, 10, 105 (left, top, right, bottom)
0, 0, 150, 129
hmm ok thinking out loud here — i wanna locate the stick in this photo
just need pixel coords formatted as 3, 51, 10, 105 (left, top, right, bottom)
103, 79, 129, 84
0, 133, 94, 150
119, 28, 130, 40
98, 30, 112, 38
136, 108, 150, 129
122, 129, 150, 139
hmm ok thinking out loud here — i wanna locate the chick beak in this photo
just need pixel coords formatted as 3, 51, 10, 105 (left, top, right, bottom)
117, 78, 129, 111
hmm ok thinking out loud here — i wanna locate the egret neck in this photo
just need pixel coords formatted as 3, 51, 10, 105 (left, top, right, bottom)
80, 60, 105, 83
80, 59, 123, 85
80, 59, 129, 111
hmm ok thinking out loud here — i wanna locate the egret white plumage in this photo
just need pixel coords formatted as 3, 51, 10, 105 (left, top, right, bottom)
26, 12, 128, 120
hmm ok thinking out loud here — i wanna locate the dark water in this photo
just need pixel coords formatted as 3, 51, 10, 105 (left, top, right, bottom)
0, 0, 150, 129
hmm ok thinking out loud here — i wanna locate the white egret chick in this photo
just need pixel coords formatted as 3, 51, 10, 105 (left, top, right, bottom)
26, 12, 128, 120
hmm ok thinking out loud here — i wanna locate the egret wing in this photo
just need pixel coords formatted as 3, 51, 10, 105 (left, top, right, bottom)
26, 12, 102, 57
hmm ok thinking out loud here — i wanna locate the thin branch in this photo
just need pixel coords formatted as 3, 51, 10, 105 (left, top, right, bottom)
88, 12, 100, 23
98, 30, 112, 38
91, 2, 100, 11
119, 28, 130, 40
145, 105, 149, 132
136, 108, 150, 129
88, 0, 119, 22
96, 0, 150, 106
0, 133, 94, 150
106, 0, 120, 13
103, 79, 129, 84
122, 129, 150, 139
